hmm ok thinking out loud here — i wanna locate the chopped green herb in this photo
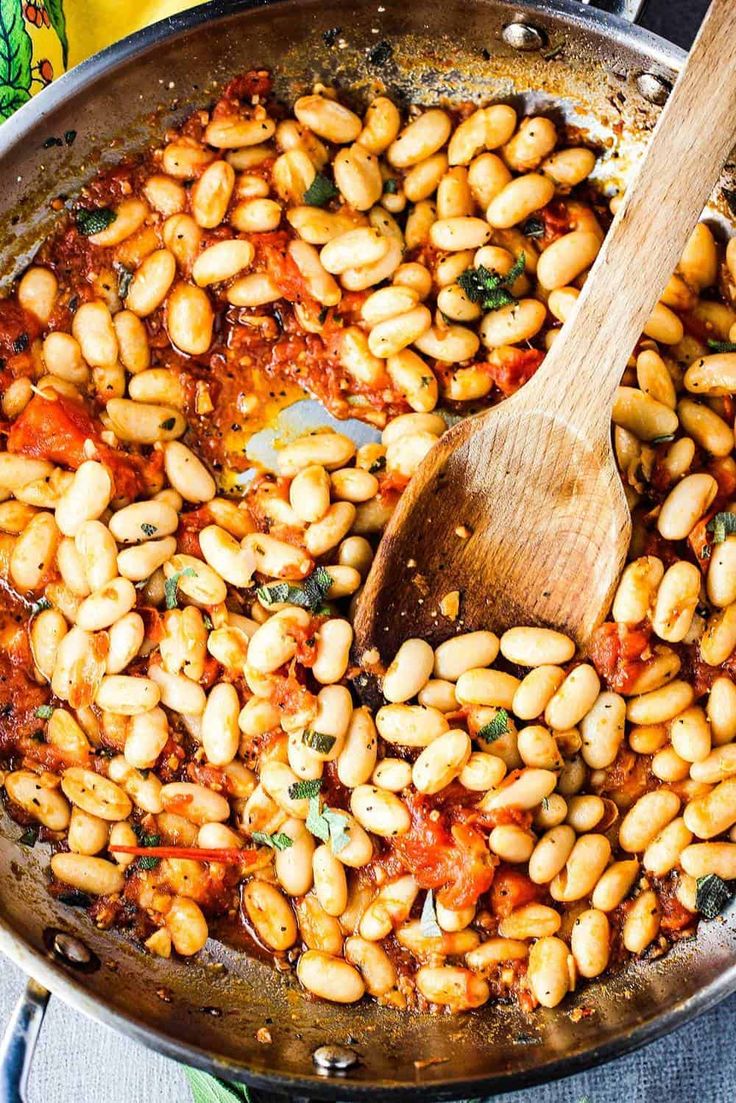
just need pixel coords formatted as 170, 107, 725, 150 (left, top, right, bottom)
34, 705, 54, 719
477, 708, 510, 743
420, 889, 442, 937
164, 566, 196, 609
650, 434, 675, 445
383, 177, 399, 194
17, 826, 39, 847
115, 263, 134, 300
707, 512, 736, 545
252, 830, 293, 851
257, 565, 332, 613
203, 613, 214, 631
288, 778, 322, 801
707, 339, 736, 354
139, 855, 160, 870
521, 216, 545, 238
317, 306, 329, 325
457, 253, 526, 312
64, 130, 77, 146
303, 172, 339, 208
29, 597, 51, 616
701, 544, 713, 561
140, 522, 157, 537
160, 417, 176, 431
695, 873, 734, 919
302, 729, 337, 755
76, 207, 117, 236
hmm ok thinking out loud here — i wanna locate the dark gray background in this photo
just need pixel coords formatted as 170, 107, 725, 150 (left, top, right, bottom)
1, 0, 731, 1100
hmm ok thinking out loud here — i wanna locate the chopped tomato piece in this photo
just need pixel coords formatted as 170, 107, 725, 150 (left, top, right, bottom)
709, 456, 736, 501
176, 506, 213, 557
688, 510, 715, 574
490, 865, 543, 918
685, 648, 736, 698
0, 649, 50, 759
251, 231, 315, 304
388, 791, 497, 909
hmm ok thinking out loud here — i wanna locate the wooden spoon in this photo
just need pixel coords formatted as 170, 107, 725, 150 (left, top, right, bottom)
353, 0, 736, 668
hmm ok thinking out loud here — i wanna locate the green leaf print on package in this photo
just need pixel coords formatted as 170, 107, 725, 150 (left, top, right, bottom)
0, 0, 33, 117
40, 0, 68, 65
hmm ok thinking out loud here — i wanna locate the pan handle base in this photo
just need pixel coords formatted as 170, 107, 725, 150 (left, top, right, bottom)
0, 979, 49, 1103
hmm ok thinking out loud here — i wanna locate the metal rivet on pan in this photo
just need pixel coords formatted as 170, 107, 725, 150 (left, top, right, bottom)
312, 1044, 359, 1074
636, 72, 672, 105
51, 932, 93, 966
502, 22, 545, 51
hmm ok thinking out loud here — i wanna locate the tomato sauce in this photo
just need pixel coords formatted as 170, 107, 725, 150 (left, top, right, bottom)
483, 348, 545, 397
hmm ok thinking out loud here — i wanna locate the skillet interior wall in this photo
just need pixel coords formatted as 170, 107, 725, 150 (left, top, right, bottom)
1, 0, 736, 1097
0, 0, 679, 286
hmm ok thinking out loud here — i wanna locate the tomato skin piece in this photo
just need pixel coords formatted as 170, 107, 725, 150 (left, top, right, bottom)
6, 393, 157, 499
386, 791, 497, 909
484, 348, 545, 397
540, 199, 572, 243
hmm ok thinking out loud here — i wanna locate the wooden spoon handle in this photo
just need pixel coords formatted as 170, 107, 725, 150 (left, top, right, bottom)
529, 0, 736, 425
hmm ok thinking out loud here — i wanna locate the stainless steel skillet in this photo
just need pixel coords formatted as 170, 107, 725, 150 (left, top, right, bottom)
1, 1, 735, 1099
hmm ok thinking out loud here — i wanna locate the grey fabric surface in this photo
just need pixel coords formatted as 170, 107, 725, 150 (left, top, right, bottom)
0, 0, 725, 1100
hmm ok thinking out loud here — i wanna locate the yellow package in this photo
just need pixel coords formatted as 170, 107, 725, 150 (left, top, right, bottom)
0, 0, 201, 119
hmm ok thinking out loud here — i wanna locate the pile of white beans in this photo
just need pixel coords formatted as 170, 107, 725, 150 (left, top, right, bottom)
1, 72, 736, 1013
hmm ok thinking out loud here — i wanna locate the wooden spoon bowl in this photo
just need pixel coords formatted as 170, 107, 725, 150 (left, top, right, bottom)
355, 384, 630, 657
354, 0, 736, 667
